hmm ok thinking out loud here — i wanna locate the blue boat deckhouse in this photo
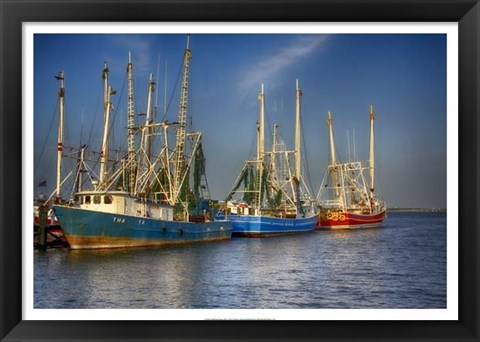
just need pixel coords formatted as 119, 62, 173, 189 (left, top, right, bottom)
53, 36, 232, 249
218, 80, 318, 236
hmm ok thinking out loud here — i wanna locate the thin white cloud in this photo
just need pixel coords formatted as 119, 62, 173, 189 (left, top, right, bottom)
238, 35, 330, 91
107, 35, 153, 77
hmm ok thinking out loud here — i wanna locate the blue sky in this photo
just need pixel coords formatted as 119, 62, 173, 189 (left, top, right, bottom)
34, 33, 447, 208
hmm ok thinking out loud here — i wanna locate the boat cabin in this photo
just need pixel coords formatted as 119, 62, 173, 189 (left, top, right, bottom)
73, 191, 174, 221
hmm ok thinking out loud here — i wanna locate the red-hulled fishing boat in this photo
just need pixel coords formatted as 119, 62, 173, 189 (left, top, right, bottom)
316, 106, 386, 229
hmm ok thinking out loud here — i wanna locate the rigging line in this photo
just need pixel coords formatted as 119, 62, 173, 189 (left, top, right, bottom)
154, 54, 160, 115
264, 101, 273, 153
106, 71, 127, 151
248, 97, 262, 159
79, 108, 84, 146
332, 125, 341, 164
87, 81, 103, 149
374, 159, 384, 198
188, 66, 193, 131
88, 75, 111, 177
300, 114, 315, 196
63, 105, 70, 151
353, 128, 357, 161
161, 56, 183, 123
347, 129, 351, 162
164, 60, 167, 118
34, 101, 58, 172
90, 72, 128, 176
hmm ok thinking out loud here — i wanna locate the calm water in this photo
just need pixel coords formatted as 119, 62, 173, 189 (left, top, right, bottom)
34, 212, 446, 309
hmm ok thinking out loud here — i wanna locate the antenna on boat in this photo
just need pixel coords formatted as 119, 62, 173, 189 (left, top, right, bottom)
369, 104, 375, 194
271, 123, 278, 183
164, 60, 167, 118
353, 128, 357, 161
346, 129, 351, 162
154, 54, 160, 122
55, 70, 65, 203
295, 79, 302, 182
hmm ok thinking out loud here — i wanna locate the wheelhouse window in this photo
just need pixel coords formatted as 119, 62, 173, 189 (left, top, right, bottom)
104, 195, 113, 204
93, 196, 101, 204
85, 196, 91, 204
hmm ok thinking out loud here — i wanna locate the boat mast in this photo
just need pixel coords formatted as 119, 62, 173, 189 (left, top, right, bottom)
75, 145, 86, 193
272, 123, 278, 155
270, 123, 279, 188
144, 73, 155, 161
256, 83, 265, 208
295, 79, 302, 182
99, 63, 115, 186
327, 111, 340, 199
102, 62, 108, 120
257, 84, 265, 161
327, 111, 337, 165
173, 35, 192, 204
127, 52, 136, 194
369, 104, 375, 195
55, 71, 65, 203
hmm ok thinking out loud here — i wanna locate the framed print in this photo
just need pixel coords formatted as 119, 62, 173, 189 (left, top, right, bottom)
1, 0, 479, 341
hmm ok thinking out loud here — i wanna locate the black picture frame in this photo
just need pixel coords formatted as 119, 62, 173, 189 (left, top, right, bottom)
1, 0, 478, 341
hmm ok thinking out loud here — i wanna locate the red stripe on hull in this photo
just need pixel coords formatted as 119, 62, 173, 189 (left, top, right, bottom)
316, 210, 386, 229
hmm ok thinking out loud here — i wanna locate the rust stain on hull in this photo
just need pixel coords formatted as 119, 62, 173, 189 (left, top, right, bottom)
66, 235, 230, 250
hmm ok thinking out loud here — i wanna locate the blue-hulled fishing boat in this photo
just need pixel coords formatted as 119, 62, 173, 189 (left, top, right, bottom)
54, 192, 230, 249
54, 36, 231, 249
220, 81, 317, 237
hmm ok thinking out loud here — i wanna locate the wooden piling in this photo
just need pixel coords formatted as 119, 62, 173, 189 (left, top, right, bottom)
38, 205, 47, 251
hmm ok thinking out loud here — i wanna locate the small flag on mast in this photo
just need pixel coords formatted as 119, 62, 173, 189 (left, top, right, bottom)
38, 180, 47, 187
